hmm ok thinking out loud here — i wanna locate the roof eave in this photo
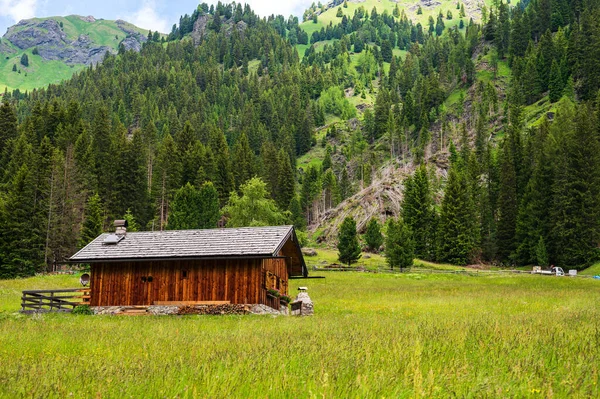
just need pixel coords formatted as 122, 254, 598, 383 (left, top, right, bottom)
67, 254, 286, 264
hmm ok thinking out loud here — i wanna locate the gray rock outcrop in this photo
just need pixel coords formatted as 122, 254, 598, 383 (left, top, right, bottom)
2, 16, 147, 66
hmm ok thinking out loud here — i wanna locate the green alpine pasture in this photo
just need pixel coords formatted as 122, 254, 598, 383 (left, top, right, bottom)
0, 15, 148, 92
1, 272, 599, 397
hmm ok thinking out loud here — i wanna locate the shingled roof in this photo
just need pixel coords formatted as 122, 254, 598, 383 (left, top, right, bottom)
70, 225, 307, 276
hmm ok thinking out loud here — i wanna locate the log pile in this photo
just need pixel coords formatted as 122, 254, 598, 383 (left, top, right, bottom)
177, 304, 249, 315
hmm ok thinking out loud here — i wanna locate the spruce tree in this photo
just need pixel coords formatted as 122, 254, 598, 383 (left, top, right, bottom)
123, 209, 140, 232
168, 183, 202, 230
322, 168, 340, 210
536, 236, 549, 267
153, 134, 182, 230
402, 165, 436, 260
337, 216, 362, 267
211, 131, 235, 205
276, 149, 295, 210
496, 140, 518, 264
79, 193, 104, 249
322, 145, 332, 172
385, 218, 414, 270
0, 164, 43, 277
0, 101, 17, 168
550, 104, 600, 267
289, 196, 306, 230
548, 59, 564, 102
364, 217, 383, 252
437, 167, 478, 265
198, 181, 221, 229
232, 132, 255, 190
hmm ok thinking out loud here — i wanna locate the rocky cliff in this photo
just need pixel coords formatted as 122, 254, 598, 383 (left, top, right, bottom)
2, 15, 148, 66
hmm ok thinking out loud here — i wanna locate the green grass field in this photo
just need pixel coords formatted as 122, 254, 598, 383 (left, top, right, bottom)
1, 272, 599, 397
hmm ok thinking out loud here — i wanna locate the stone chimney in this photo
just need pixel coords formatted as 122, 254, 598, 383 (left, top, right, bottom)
114, 220, 128, 236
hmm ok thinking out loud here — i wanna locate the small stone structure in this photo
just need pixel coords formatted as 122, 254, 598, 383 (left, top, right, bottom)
291, 292, 314, 316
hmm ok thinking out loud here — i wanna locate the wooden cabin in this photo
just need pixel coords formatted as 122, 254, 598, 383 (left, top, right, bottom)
69, 225, 307, 310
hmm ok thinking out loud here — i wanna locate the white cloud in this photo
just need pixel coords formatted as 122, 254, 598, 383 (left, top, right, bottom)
205, 0, 313, 18
0, 0, 38, 23
126, 0, 169, 33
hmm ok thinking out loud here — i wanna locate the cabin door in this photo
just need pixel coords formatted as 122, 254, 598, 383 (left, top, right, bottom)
131, 264, 153, 305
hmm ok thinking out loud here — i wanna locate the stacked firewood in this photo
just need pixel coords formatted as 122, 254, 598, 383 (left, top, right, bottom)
177, 304, 249, 315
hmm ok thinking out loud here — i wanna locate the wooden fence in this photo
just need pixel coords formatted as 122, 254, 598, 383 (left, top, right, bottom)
21, 288, 91, 313
311, 266, 597, 278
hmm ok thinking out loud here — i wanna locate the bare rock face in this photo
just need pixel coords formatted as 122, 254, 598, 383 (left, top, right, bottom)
5, 19, 67, 50
2, 16, 147, 66
190, 13, 247, 46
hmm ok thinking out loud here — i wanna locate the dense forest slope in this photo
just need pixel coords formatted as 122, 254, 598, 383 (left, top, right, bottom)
0, 15, 149, 92
0, 0, 599, 278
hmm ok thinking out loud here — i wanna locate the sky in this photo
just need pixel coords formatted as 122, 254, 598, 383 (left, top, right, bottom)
0, 0, 314, 36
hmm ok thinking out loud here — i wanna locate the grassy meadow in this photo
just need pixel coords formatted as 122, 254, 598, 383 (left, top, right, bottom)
1, 271, 600, 397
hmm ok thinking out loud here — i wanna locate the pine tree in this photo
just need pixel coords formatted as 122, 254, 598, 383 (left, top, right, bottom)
381, 40, 393, 63
322, 145, 332, 172
385, 218, 414, 270
92, 106, 114, 209
339, 166, 351, 200
114, 128, 149, 224
168, 183, 202, 230
123, 209, 140, 232
364, 217, 383, 252
260, 141, 280, 200
548, 59, 564, 102
211, 131, 235, 205
550, 103, 600, 267
276, 149, 295, 210
322, 168, 340, 210
496, 139, 518, 264
198, 182, 221, 229
337, 216, 362, 267
437, 167, 478, 265
153, 134, 182, 230
0, 101, 17, 168
0, 164, 40, 277
535, 236, 549, 267
232, 132, 255, 190
373, 88, 390, 141
402, 165, 436, 260
79, 193, 103, 249
289, 196, 306, 230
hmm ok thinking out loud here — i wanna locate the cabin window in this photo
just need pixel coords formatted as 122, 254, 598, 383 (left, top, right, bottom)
265, 271, 276, 290
181, 270, 188, 279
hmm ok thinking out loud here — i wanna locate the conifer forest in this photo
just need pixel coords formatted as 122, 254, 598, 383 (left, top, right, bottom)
1, 0, 600, 278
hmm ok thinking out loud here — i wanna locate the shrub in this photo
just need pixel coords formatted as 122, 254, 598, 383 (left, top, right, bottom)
72, 305, 93, 315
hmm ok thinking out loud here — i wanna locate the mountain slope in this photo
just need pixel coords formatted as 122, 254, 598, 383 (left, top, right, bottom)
0, 15, 149, 92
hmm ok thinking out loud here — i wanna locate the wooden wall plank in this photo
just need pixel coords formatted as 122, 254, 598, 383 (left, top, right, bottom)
91, 257, 288, 309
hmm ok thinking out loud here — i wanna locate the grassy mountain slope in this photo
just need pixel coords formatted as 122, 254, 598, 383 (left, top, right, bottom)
0, 15, 149, 92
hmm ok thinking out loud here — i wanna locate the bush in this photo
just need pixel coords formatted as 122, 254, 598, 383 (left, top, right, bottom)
319, 86, 356, 119
72, 305, 93, 315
